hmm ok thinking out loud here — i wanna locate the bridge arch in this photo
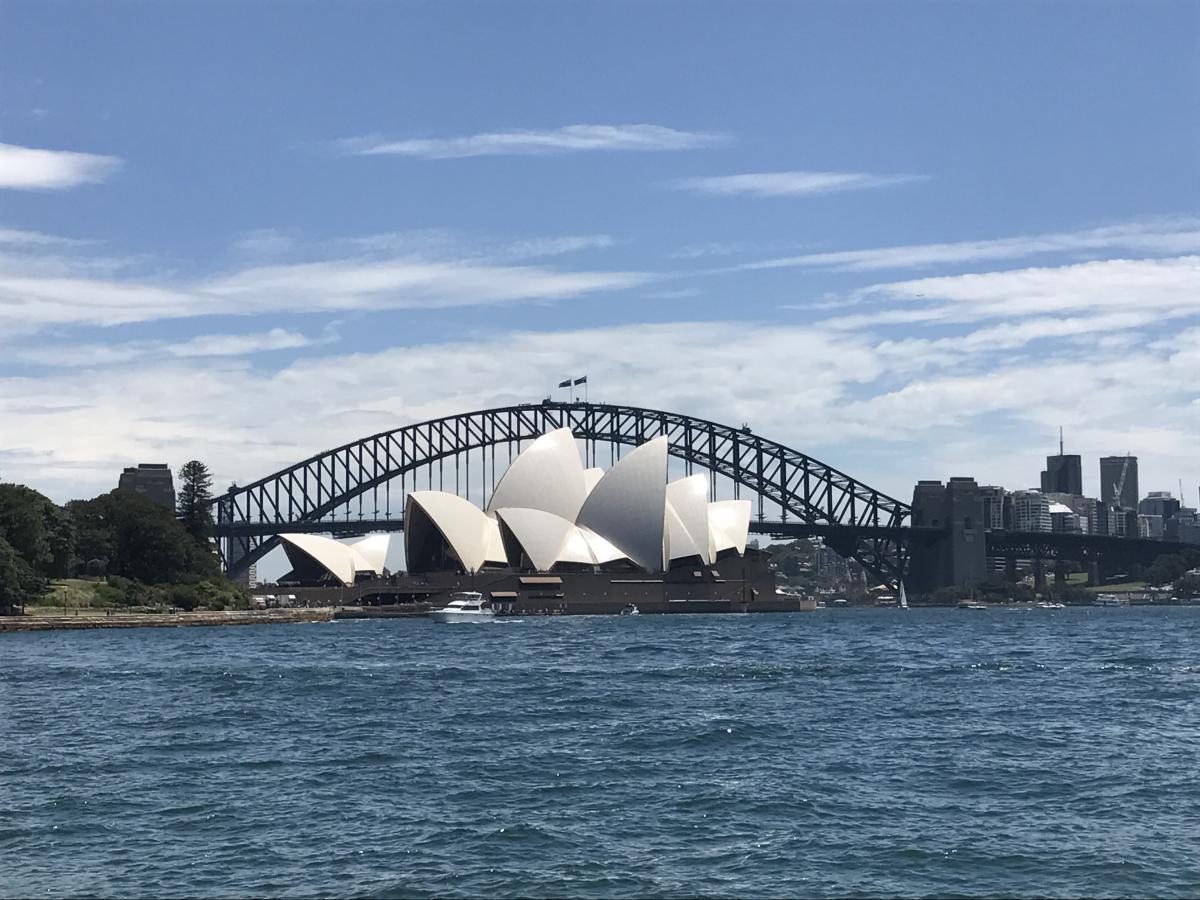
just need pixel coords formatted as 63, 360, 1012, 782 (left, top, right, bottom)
212, 401, 911, 583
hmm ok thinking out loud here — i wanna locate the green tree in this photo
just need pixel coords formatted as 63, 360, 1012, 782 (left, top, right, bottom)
0, 484, 76, 578
70, 490, 220, 584
0, 484, 51, 570
176, 460, 215, 543
0, 535, 45, 614
1143, 551, 1200, 587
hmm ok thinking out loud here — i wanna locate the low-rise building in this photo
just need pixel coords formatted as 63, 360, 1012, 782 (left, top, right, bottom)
1138, 514, 1165, 539
1167, 508, 1200, 545
980, 485, 1006, 531
1049, 501, 1085, 534
1010, 490, 1051, 533
1139, 491, 1181, 523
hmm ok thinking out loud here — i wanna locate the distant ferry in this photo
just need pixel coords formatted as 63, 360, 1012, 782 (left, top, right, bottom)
1094, 593, 1130, 607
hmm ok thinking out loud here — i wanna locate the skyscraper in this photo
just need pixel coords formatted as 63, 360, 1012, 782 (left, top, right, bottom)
117, 463, 176, 510
1040, 431, 1082, 496
1100, 455, 1139, 510
1041, 456, 1082, 495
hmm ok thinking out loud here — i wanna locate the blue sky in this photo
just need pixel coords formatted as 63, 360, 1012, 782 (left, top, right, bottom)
1, 0, 1198, 509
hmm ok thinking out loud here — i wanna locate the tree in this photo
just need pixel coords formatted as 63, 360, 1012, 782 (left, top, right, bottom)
0, 535, 45, 615
0, 484, 76, 578
1143, 551, 1200, 587
177, 460, 215, 543
70, 490, 220, 584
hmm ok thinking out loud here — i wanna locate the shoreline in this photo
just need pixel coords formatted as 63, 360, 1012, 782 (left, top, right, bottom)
0, 608, 334, 633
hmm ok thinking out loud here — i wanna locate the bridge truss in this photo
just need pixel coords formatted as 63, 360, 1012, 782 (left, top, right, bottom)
212, 401, 913, 584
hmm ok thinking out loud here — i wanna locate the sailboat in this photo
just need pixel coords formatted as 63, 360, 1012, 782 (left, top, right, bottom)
899, 581, 909, 610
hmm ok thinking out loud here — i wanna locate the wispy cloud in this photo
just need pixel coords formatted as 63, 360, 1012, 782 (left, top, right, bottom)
0, 226, 91, 246
167, 327, 334, 358
12, 327, 337, 368
0, 243, 653, 330
673, 170, 925, 198
830, 255, 1200, 329
232, 228, 299, 260
337, 124, 727, 159
0, 142, 122, 190
204, 259, 651, 315
735, 219, 1200, 274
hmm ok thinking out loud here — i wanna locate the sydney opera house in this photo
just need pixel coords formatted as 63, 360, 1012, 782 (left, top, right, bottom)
275, 428, 798, 614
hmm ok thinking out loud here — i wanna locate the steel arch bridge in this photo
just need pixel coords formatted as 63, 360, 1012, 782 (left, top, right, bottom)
211, 401, 913, 583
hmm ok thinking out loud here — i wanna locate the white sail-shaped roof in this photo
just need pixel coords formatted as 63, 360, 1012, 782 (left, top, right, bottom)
576, 435, 668, 572
495, 507, 579, 572
666, 503, 702, 563
406, 491, 507, 574
486, 427, 587, 522
561, 526, 600, 565
347, 534, 391, 574
279, 533, 374, 587
583, 468, 604, 494
578, 525, 626, 564
666, 475, 712, 564
708, 500, 752, 555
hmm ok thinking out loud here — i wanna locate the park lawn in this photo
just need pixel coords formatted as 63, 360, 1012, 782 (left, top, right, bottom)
41, 579, 105, 608
1085, 581, 1147, 593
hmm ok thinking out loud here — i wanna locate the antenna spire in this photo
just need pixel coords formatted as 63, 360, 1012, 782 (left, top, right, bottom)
1059, 426, 1064, 456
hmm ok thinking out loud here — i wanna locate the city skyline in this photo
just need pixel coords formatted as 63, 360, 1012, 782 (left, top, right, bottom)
1, 1, 1198, 505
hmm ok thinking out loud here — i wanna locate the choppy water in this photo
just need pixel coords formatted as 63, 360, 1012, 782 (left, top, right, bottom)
3, 608, 1200, 898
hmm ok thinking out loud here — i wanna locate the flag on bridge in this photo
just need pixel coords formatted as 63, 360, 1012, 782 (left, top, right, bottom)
557, 378, 572, 388
573, 375, 588, 385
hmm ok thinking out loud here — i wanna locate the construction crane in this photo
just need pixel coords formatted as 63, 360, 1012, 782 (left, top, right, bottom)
1113, 454, 1132, 508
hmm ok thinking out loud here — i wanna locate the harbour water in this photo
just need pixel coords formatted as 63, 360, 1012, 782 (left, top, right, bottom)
3, 608, 1199, 898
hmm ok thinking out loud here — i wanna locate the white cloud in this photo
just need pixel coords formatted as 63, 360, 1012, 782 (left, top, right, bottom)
10, 327, 335, 367
338, 124, 727, 158
202, 258, 651, 314
0, 226, 89, 246
0, 251, 653, 330
841, 255, 1200, 327
732, 219, 1200, 273
232, 228, 298, 259
166, 327, 331, 358
491, 234, 615, 261
3, 319, 1196, 508
0, 142, 122, 190
674, 170, 925, 198
338, 230, 615, 264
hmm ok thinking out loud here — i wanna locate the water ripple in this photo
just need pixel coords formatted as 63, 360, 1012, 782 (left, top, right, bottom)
3, 608, 1200, 897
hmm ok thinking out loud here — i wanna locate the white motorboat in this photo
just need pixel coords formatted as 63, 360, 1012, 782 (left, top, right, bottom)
429, 591, 496, 623
620, 603, 640, 616
1094, 593, 1129, 607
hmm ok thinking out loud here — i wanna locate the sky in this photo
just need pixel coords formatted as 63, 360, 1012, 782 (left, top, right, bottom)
1, 0, 1199, 514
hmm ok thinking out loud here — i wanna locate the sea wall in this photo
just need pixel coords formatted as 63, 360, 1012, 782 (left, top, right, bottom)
0, 609, 333, 633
